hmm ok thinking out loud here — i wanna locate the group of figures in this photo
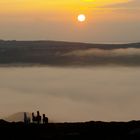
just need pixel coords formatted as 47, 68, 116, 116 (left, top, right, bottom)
24, 111, 48, 124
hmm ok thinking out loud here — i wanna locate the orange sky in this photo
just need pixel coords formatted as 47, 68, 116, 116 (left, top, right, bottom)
0, 0, 139, 43
0, 0, 133, 15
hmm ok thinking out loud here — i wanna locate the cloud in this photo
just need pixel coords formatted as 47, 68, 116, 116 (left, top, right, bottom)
102, 0, 140, 9
63, 48, 140, 57
83, 0, 132, 8
62, 48, 140, 66
1, 67, 140, 122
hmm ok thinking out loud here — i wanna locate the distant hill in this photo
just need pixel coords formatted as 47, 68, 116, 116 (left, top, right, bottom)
0, 40, 140, 66
4, 112, 31, 122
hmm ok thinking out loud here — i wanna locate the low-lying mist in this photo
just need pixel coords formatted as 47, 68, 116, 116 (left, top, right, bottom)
63, 48, 140, 57
0, 66, 140, 122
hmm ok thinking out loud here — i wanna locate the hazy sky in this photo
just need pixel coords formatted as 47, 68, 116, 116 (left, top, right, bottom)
0, 0, 140, 43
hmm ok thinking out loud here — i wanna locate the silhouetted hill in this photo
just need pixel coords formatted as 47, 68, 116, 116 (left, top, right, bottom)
0, 40, 140, 66
0, 120, 140, 140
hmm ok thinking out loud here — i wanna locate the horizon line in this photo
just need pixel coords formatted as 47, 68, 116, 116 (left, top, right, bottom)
0, 39, 140, 45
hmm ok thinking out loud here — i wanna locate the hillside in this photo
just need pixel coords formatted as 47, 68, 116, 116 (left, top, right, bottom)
0, 120, 140, 140
0, 40, 140, 66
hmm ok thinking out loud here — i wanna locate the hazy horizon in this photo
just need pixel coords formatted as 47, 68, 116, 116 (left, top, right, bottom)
0, 39, 140, 44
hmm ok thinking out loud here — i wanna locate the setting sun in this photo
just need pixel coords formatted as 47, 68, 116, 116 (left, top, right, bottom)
0, 0, 140, 138
77, 14, 86, 22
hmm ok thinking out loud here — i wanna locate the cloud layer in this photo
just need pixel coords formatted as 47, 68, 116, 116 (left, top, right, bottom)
0, 67, 140, 122
103, 0, 140, 9
63, 48, 140, 57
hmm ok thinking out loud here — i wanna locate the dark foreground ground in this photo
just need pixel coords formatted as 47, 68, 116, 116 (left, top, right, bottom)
1, 120, 140, 140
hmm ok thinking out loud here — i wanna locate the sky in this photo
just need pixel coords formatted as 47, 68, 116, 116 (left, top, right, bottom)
0, 0, 140, 43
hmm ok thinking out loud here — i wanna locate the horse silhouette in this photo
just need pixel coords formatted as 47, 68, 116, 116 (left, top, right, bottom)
43, 114, 48, 124
32, 111, 41, 124
24, 112, 30, 124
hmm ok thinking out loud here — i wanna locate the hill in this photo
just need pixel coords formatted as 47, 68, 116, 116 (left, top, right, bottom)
0, 120, 140, 140
0, 40, 140, 66
4, 112, 31, 122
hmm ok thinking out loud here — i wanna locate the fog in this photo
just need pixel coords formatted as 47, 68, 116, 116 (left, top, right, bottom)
0, 66, 140, 122
63, 48, 140, 57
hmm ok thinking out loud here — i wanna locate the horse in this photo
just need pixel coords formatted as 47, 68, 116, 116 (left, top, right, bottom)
32, 111, 41, 124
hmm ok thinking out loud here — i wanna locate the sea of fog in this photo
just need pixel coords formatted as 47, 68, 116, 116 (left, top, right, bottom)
0, 66, 140, 122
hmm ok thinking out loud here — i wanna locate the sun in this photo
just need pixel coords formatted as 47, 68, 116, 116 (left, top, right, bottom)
77, 14, 86, 22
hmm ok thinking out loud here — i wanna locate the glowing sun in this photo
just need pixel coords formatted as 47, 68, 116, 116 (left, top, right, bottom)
77, 14, 86, 22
